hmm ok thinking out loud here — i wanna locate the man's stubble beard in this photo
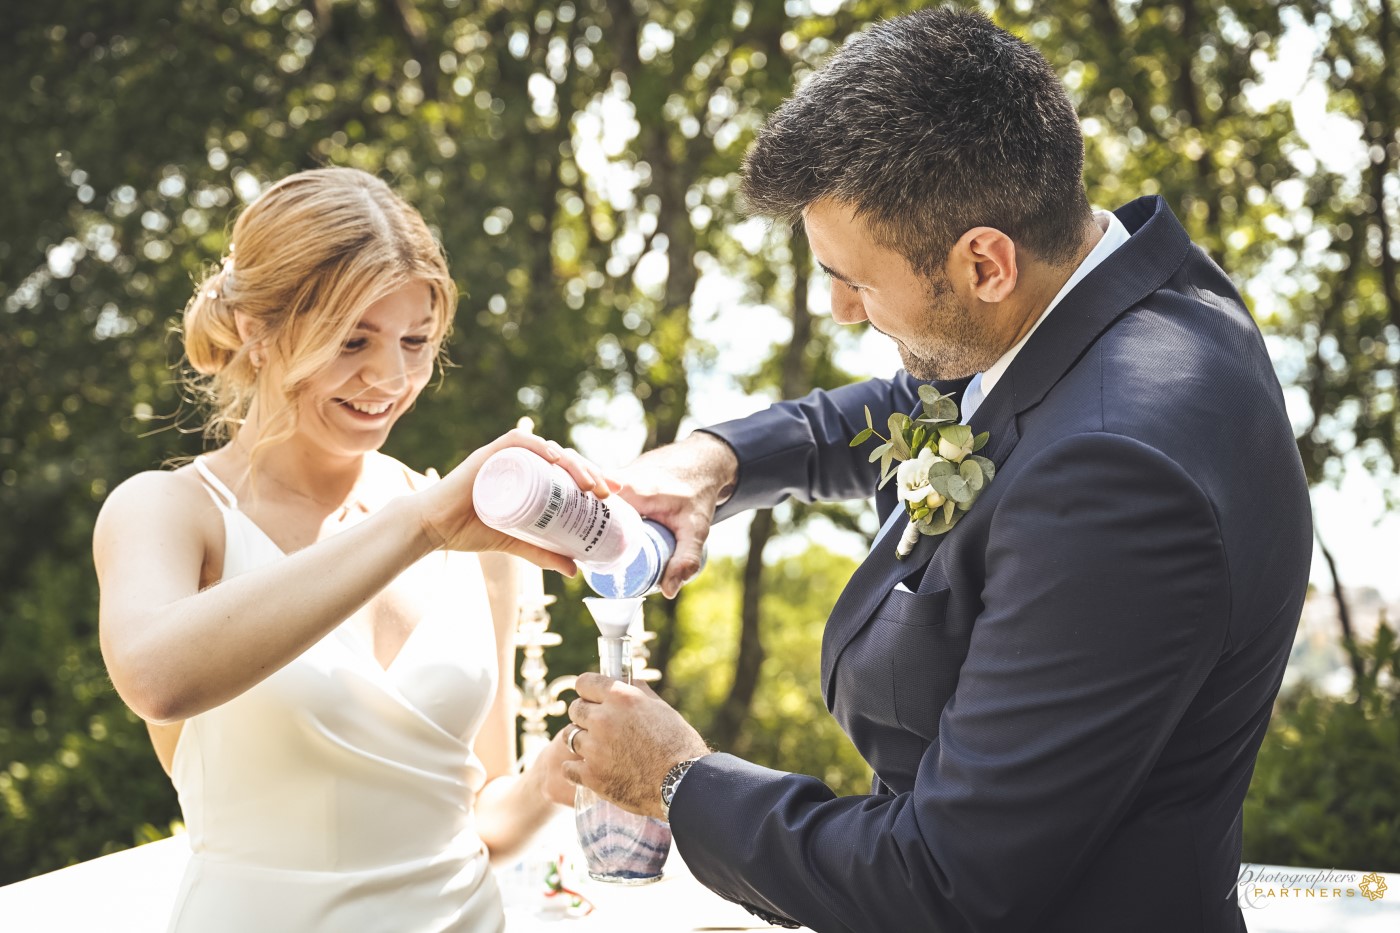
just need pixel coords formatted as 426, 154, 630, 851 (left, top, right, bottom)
891, 270, 1003, 382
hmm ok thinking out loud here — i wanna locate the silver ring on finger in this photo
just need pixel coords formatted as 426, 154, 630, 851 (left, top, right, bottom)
566, 724, 583, 756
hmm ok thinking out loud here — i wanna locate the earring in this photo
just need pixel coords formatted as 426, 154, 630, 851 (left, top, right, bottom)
250, 349, 264, 370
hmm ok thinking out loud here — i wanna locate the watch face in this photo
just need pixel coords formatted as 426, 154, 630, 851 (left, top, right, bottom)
662, 758, 696, 809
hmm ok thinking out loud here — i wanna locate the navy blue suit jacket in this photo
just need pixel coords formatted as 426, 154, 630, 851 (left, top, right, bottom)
673, 197, 1312, 932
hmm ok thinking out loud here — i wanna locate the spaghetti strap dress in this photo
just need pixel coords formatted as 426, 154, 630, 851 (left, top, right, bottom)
164, 457, 505, 932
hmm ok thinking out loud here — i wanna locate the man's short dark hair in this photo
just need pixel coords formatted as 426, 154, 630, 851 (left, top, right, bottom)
742, 7, 1091, 271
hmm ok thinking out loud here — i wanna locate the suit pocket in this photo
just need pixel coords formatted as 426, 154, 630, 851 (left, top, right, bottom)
872, 587, 971, 740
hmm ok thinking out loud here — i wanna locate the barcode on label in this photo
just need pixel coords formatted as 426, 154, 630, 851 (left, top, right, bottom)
534, 481, 564, 530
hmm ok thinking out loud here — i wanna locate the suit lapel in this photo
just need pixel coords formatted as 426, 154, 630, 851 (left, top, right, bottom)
820, 196, 1192, 706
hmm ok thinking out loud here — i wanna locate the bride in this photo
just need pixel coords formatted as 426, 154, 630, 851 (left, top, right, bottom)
93, 167, 601, 931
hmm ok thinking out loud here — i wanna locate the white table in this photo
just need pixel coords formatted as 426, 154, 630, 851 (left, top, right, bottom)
0, 816, 790, 932
3, 827, 1395, 932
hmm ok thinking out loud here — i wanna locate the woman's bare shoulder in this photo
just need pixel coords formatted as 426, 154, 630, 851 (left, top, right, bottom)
102, 464, 203, 509
95, 463, 222, 551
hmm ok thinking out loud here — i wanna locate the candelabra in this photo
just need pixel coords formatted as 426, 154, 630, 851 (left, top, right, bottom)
628, 628, 662, 683
514, 589, 578, 768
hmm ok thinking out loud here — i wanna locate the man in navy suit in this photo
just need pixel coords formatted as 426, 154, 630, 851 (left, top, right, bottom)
561, 8, 1311, 931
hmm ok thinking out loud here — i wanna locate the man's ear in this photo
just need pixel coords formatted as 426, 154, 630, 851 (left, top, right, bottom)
950, 227, 1018, 303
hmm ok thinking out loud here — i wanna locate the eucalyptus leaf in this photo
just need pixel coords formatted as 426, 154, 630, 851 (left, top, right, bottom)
943, 499, 956, 524
973, 431, 989, 452
869, 441, 892, 463
887, 414, 912, 458
864, 405, 874, 431
917, 384, 941, 405
946, 474, 971, 503
960, 458, 984, 491
929, 474, 952, 495
934, 398, 959, 422
919, 511, 956, 535
929, 459, 955, 478
970, 455, 996, 482
850, 427, 874, 447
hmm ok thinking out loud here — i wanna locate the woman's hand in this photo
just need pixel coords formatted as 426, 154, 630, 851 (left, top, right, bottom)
476, 725, 577, 863
414, 429, 618, 574
531, 725, 582, 808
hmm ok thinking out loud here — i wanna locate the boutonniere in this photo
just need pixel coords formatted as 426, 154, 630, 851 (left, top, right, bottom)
849, 385, 996, 559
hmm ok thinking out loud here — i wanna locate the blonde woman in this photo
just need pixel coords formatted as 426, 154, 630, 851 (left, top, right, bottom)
94, 168, 600, 931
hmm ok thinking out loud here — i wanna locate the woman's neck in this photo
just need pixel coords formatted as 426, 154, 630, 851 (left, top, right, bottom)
245, 442, 367, 509
226, 412, 370, 512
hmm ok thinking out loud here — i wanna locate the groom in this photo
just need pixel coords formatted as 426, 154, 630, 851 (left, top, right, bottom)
562, 8, 1311, 932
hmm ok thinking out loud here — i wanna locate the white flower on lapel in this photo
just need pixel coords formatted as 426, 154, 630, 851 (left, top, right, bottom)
936, 424, 976, 463
896, 447, 940, 504
850, 385, 996, 558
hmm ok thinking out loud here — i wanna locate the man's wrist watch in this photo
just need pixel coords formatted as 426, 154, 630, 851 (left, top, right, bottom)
660, 756, 703, 821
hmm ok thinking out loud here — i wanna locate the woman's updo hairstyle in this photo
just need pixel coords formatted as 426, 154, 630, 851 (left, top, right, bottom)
182, 167, 456, 448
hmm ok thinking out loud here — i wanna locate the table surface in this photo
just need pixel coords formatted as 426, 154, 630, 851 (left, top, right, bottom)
0, 814, 790, 933
3, 822, 1396, 932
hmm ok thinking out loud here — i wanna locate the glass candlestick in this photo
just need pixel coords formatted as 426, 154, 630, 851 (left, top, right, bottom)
576, 598, 672, 884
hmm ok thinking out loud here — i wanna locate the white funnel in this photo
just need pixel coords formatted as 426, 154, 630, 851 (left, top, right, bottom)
582, 596, 644, 638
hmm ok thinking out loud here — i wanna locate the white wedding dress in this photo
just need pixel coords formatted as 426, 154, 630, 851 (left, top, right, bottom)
165, 459, 505, 932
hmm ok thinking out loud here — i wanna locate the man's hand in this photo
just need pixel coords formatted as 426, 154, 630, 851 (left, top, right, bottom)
562, 672, 710, 821
617, 432, 738, 597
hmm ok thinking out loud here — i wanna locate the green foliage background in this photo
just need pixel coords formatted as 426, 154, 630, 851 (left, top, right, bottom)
670, 549, 871, 795
2, 0, 1397, 885
1243, 624, 1400, 873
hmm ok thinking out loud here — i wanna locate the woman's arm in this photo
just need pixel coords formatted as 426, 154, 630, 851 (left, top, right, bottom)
97, 429, 604, 724
472, 552, 573, 863
96, 469, 436, 724
475, 730, 575, 865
